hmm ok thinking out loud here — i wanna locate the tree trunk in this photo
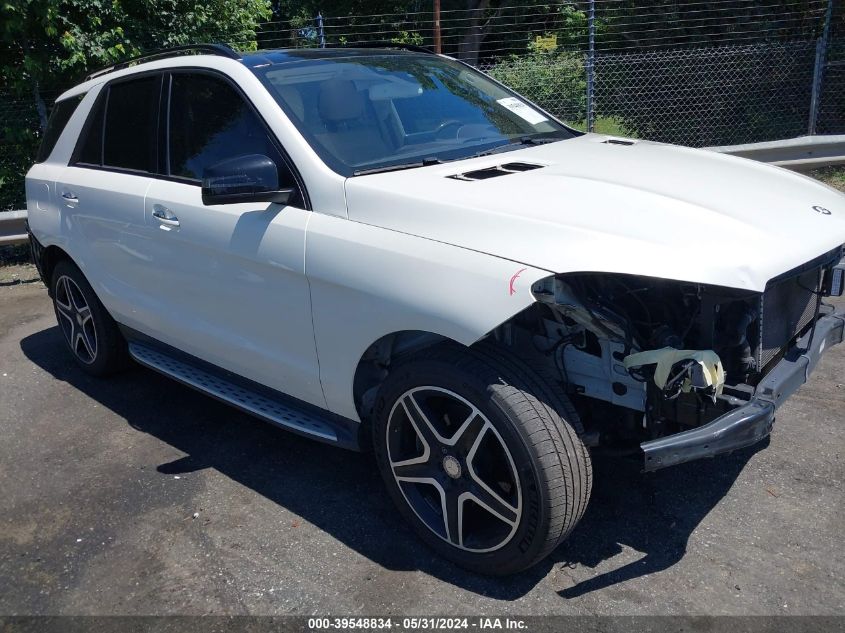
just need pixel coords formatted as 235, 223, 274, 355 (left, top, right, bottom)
456, 0, 513, 66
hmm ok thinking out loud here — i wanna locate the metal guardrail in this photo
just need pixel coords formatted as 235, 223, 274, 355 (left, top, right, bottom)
1, 135, 842, 249
708, 134, 845, 169
0, 210, 28, 247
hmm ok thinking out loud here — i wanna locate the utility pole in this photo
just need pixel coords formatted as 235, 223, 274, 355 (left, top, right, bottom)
434, 0, 442, 54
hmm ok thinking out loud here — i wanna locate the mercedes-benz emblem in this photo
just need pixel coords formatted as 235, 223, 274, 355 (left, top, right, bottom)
442, 455, 462, 479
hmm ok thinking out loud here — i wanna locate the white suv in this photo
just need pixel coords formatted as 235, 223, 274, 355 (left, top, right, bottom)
26, 43, 845, 575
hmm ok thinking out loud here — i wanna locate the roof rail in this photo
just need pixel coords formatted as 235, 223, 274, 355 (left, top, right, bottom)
343, 42, 436, 55
84, 44, 241, 81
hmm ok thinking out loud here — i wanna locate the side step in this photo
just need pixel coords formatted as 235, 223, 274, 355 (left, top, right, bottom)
128, 342, 360, 450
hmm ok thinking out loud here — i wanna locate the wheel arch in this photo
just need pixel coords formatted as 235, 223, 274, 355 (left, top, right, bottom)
306, 212, 555, 424
40, 244, 73, 293
352, 329, 454, 426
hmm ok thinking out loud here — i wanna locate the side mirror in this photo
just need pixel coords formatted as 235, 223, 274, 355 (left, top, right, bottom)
201, 154, 294, 206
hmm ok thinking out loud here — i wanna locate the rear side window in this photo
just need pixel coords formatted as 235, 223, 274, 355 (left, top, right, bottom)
35, 95, 84, 163
168, 73, 288, 182
75, 95, 106, 165
103, 76, 161, 172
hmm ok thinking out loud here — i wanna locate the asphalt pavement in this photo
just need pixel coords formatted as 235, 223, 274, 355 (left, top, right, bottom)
0, 274, 843, 615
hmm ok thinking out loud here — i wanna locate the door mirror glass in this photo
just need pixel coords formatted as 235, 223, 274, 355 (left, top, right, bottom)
201, 154, 293, 205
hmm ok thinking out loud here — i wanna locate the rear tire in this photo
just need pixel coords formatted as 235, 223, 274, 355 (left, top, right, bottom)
51, 259, 128, 376
372, 343, 591, 575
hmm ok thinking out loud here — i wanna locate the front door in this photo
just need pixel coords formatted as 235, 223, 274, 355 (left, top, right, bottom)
129, 71, 325, 408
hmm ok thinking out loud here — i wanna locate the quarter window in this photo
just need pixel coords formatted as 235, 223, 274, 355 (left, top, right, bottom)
36, 95, 84, 163
167, 73, 291, 186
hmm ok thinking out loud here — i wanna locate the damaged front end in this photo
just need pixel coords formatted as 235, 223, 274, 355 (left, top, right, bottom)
497, 248, 845, 470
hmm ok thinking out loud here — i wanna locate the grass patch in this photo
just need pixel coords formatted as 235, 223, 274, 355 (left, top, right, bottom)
809, 167, 845, 192
565, 116, 631, 138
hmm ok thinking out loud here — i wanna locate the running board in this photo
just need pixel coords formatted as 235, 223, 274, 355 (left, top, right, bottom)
127, 341, 360, 450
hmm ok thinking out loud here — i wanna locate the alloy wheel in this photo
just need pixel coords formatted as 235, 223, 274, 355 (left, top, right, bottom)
55, 275, 98, 364
386, 386, 522, 552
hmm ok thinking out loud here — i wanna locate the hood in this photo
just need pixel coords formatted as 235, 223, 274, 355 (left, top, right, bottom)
343, 134, 845, 291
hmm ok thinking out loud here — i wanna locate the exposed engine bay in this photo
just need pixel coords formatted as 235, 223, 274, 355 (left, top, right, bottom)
495, 248, 844, 452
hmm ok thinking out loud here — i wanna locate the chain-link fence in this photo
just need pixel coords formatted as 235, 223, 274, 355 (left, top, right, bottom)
592, 42, 819, 146
1, 0, 843, 210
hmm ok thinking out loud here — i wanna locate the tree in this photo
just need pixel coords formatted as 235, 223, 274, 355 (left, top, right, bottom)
454, 0, 513, 65
0, 0, 271, 209
2, 0, 271, 128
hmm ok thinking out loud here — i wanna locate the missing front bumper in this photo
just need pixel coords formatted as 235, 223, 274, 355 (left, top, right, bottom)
641, 308, 845, 471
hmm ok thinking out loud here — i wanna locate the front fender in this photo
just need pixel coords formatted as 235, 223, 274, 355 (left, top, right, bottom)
305, 213, 550, 421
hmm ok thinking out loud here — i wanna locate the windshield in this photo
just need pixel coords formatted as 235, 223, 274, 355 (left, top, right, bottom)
253, 52, 576, 176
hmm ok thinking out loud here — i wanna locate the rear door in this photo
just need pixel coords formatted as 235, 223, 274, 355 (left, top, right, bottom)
53, 74, 163, 322
129, 70, 324, 408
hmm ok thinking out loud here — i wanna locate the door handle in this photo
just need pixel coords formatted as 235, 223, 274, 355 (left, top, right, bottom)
152, 204, 180, 227
61, 191, 78, 203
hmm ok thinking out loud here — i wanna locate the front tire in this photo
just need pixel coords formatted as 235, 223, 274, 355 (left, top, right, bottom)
51, 259, 128, 376
372, 344, 591, 575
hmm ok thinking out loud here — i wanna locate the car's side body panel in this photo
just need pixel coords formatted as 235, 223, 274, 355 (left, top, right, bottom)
305, 212, 549, 421
134, 180, 326, 409
52, 164, 154, 331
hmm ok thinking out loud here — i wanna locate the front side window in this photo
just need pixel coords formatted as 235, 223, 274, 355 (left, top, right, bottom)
167, 72, 293, 187
36, 94, 84, 163
254, 53, 575, 175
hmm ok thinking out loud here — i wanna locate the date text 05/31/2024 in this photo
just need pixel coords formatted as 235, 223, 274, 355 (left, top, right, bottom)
308, 618, 528, 630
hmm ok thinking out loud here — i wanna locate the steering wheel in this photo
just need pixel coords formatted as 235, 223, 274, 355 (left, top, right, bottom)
433, 119, 465, 139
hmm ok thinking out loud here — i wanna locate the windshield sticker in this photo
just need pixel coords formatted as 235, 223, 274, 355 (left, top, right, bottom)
497, 97, 548, 125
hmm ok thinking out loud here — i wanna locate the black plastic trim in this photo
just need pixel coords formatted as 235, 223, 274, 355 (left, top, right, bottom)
26, 225, 47, 284
641, 308, 845, 471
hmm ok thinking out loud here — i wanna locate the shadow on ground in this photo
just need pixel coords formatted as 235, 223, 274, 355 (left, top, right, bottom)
21, 325, 761, 600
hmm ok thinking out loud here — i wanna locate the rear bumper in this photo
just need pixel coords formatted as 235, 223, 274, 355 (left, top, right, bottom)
642, 308, 845, 471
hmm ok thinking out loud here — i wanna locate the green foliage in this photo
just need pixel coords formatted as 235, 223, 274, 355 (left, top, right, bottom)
391, 31, 424, 46
0, 0, 271, 209
487, 50, 586, 127
554, 5, 589, 50
565, 116, 629, 136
